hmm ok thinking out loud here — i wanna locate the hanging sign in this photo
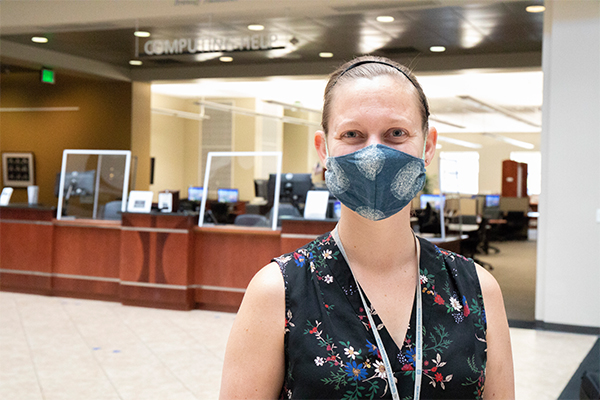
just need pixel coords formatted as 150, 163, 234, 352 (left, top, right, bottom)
142, 34, 283, 56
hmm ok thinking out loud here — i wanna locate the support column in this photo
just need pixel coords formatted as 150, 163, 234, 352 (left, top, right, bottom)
536, 0, 600, 329
131, 82, 152, 191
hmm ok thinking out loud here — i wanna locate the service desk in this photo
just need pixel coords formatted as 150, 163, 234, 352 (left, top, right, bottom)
1, 209, 466, 311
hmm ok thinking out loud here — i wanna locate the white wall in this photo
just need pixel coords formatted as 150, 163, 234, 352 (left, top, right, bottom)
536, 1, 600, 328
427, 131, 541, 195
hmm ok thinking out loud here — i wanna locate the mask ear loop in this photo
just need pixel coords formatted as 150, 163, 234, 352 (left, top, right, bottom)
422, 132, 428, 161
324, 135, 331, 159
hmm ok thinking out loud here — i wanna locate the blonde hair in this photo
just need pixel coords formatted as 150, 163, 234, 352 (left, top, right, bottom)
321, 55, 430, 135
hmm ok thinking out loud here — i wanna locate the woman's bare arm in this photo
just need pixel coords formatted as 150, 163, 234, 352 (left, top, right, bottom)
475, 264, 515, 399
219, 262, 286, 399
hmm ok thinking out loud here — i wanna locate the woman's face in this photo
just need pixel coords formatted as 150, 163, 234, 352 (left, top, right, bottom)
316, 75, 436, 164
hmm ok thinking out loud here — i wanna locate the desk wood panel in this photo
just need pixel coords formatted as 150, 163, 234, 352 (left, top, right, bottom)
0, 273, 52, 295
0, 210, 54, 293
281, 219, 337, 235
52, 277, 119, 301
280, 219, 336, 254
120, 285, 192, 310
120, 230, 190, 286
0, 221, 53, 272
192, 227, 280, 309
53, 222, 121, 300
120, 213, 194, 309
0, 206, 55, 221
122, 212, 196, 229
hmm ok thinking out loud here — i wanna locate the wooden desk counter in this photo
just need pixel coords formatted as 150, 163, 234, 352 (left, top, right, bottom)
5, 211, 467, 312
0, 204, 56, 294
119, 212, 198, 310
53, 218, 122, 301
192, 225, 281, 312
280, 218, 337, 254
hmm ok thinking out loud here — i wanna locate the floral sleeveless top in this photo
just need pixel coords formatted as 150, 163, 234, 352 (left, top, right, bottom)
273, 232, 487, 400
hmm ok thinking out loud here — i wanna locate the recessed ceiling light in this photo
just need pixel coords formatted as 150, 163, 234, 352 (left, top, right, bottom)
526, 5, 545, 13
430, 46, 446, 53
376, 16, 394, 23
319, 52, 334, 58
247, 24, 264, 31
31, 37, 48, 44
134, 31, 151, 38
129, 60, 143, 66
220, 56, 233, 62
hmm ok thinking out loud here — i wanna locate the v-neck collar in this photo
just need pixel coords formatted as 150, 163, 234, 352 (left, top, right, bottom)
327, 229, 431, 366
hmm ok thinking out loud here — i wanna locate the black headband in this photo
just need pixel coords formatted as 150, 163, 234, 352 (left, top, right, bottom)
333, 60, 429, 117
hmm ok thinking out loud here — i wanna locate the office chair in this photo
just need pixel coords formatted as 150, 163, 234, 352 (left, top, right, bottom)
269, 203, 302, 227
460, 218, 494, 270
234, 214, 270, 227
417, 203, 441, 234
101, 200, 122, 220
504, 211, 529, 240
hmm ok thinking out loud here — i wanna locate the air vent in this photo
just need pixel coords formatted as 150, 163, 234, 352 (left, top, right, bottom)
331, 0, 440, 13
0, 64, 39, 74
36, 22, 121, 33
151, 58, 186, 65
378, 46, 420, 55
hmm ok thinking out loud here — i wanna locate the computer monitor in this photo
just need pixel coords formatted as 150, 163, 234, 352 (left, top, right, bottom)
217, 188, 239, 203
254, 179, 268, 199
420, 194, 445, 210
188, 186, 204, 201
485, 194, 500, 208
54, 170, 96, 199
267, 173, 313, 210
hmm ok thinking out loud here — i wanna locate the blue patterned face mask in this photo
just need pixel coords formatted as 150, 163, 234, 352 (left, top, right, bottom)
325, 144, 426, 221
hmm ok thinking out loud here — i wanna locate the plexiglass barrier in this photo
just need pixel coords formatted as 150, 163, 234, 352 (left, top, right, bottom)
198, 151, 282, 230
56, 150, 131, 220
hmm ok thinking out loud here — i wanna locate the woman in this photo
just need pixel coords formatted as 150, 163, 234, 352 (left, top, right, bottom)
220, 55, 514, 399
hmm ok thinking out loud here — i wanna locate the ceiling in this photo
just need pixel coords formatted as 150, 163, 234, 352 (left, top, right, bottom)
0, 0, 545, 143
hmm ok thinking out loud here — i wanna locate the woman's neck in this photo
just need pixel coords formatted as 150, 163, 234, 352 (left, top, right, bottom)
336, 206, 417, 274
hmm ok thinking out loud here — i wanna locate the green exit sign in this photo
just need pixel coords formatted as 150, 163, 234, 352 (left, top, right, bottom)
41, 68, 55, 84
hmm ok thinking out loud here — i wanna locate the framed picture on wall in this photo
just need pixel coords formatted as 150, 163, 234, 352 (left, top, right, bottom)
2, 152, 35, 187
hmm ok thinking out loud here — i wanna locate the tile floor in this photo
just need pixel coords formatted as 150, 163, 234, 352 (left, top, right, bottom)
0, 291, 597, 400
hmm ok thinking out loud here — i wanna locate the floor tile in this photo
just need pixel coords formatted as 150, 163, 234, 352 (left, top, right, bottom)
1, 291, 597, 400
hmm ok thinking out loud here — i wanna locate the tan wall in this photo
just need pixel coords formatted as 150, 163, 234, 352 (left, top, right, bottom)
282, 110, 308, 174
149, 93, 201, 201
281, 109, 321, 177
232, 98, 256, 202
0, 72, 132, 205
131, 82, 151, 191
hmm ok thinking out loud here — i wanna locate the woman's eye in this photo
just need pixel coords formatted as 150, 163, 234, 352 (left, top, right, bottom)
391, 129, 406, 137
343, 131, 358, 138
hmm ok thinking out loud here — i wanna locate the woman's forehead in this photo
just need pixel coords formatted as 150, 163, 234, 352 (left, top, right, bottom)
330, 75, 420, 111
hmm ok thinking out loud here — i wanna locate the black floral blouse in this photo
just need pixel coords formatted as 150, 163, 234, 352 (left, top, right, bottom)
273, 232, 487, 400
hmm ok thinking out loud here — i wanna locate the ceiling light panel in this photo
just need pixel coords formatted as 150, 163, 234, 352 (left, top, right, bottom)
526, 5, 545, 13
376, 16, 395, 23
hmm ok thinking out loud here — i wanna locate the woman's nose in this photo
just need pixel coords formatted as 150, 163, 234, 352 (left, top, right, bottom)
366, 136, 383, 147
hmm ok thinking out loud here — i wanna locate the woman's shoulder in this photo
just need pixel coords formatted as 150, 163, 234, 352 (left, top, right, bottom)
418, 237, 478, 277
272, 231, 336, 269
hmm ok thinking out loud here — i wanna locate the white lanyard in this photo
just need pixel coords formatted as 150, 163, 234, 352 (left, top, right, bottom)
332, 226, 422, 400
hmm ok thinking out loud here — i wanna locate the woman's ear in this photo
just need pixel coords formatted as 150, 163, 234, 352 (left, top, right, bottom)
424, 126, 438, 166
314, 130, 328, 166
